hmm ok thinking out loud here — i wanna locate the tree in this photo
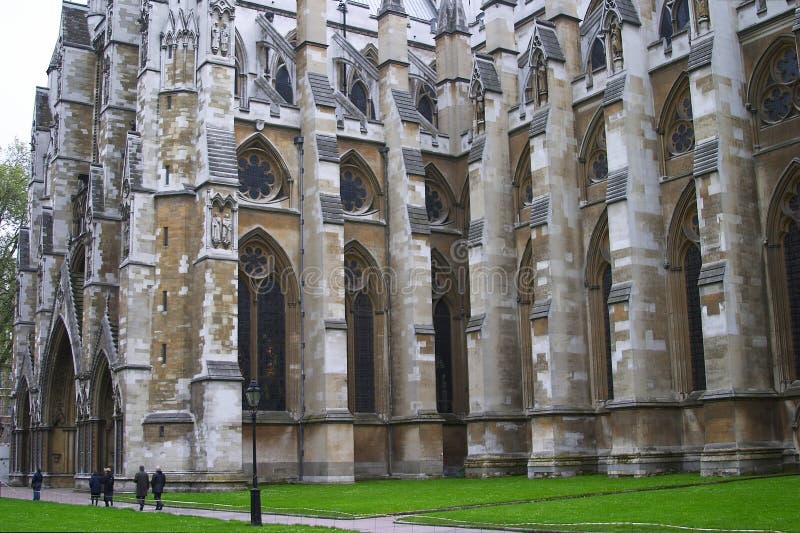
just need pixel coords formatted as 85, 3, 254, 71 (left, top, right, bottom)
0, 140, 30, 368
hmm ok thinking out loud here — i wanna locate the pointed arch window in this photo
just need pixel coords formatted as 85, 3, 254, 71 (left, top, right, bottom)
684, 242, 706, 391
659, 0, 690, 43
340, 153, 380, 216
662, 82, 695, 158
237, 141, 288, 203
275, 60, 293, 104
415, 80, 438, 127
344, 245, 386, 416
587, 214, 614, 402
590, 38, 606, 72
583, 115, 608, 186
234, 37, 246, 101
434, 299, 453, 413
349, 80, 368, 116
238, 243, 286, 411
784, 217, 800, 379
753, 44, 799, 126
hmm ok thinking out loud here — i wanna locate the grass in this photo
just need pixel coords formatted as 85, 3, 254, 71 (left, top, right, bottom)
0, 498, 346, 533
400, 475, 800, 533
117, 473, 740, 518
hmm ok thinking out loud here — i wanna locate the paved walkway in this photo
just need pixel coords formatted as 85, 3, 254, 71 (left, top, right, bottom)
0, 485, 493, 533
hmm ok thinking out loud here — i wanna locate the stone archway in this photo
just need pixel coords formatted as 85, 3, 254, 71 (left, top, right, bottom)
91, 356, 115, 473
42, 321, 77, 486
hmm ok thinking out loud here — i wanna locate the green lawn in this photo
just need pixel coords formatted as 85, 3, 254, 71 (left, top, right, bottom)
119, 473, 736, 518
400, 475, 800, 533
0, 498, 345, 533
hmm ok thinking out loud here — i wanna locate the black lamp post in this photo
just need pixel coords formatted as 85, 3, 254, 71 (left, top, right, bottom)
245, 379, 262, 526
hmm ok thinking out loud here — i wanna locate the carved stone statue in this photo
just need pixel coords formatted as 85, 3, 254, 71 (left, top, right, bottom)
610, 21, 623, 60
221, 213, 232, 247
220, 23, 230, 57
211, 213, 222, 247
211, 22, 220, 54
694, 0, 709, 21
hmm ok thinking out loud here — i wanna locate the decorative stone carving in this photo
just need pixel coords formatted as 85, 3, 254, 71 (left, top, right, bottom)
106, 0, 113, 42
209, 0, 235, 58
102, 56, 111, 105
139, 0, 152, 69
206, 190, 237, 250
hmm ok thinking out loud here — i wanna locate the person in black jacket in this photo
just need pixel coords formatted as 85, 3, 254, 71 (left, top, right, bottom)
31, 468, 43, 501
89, 471, 102, 505
150, 466, 166, 511
102, 467, 115, 507
134, 465, 149, 511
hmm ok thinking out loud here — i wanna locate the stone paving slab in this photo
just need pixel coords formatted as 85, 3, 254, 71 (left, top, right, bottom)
0, 485, 490, 533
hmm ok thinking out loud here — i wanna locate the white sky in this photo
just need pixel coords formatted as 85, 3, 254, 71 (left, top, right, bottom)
0, 1, 87, 151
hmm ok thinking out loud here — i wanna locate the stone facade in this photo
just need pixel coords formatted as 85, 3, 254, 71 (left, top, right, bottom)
8, 0, 800, 489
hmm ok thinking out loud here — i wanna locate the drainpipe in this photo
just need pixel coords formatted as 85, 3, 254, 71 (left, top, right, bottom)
294, 136, 305, 481
378, 145, 393, 476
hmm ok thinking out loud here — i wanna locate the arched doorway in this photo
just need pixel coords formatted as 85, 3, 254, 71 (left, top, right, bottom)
43, 321, 77, 486
92, 356, 115, 473
14, 380, 32, 480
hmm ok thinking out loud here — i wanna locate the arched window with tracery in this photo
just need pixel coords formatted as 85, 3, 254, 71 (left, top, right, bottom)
237, 137, 288, 203
581, 112, 608, 192
586, 212, 614, 401
434, 299, 453, 413
336, 60, 375, 120
666, 183, 706, 395
661, 80, 694, 159
658, 0, 690, 44
765, 162, 800, 387
414, 79, 438, 127
234, 34, 246, 102
344, 243, 387, 416
340, 152, 381, 217
424, 165, 455, 227
749, 39, 799, 128
238, 241, 286, 411
275, 59, 293, 104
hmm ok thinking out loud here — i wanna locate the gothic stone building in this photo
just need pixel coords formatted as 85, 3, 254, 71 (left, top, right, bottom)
9, 0, 800, 489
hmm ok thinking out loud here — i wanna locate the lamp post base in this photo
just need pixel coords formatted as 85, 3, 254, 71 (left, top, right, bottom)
250, 487, 262, 526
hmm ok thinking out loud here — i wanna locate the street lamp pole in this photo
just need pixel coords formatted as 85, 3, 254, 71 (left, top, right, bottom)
245, 380, 262, 526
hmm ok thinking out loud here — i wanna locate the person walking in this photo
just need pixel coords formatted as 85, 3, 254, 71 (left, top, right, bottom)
89, 471, 102, 505
31, 468, 43, 501
134, 465, 149, 511
102, 467, 115, 507
150, 466, 166, 511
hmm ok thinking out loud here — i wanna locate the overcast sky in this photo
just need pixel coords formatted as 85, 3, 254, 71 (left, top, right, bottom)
0, 1, 85, 151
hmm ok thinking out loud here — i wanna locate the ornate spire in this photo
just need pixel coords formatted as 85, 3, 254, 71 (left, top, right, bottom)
378, 0, 406, 17
436, 0, 468, 36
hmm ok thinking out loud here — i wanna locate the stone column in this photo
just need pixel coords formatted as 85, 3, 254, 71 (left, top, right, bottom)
526, 10, 596, 477
463, 0, 527, 477
378, 0, 442, 476
296, 0, 354, 482
687, 1, 781, 475
601, 9, 678, 475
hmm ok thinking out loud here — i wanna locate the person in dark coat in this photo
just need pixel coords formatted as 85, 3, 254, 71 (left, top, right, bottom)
134, 465, 149, 511
102, 467, 115, 507
89, 471, 102, 505
150, 466, 166, 511
31, 468, 43, 501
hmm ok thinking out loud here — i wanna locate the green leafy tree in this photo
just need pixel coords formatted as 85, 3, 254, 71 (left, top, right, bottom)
0, 139, 30, 368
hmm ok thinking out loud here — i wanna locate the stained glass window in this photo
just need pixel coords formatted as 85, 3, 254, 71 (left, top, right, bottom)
275, 63, 293, 104
238, 151, 280, 202
352, 293, 375, 413
590, 38, 606, 71
759, 45, 799, 125
602, 264, 614, 400
784, 221, 800, 378
341, 170, 370, 214
349, 81, 368, 117
685, 244, 706, 391
667, 88, 694, 157
425, 182, 448, 224
434, 299, 453, 413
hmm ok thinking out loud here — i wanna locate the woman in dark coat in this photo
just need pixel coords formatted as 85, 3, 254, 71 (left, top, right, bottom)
102, 468, 115, 507
31, 468, 43, 501
150, 466, 166, 511
134, 465, 149, 511
89, 471, 102, 505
